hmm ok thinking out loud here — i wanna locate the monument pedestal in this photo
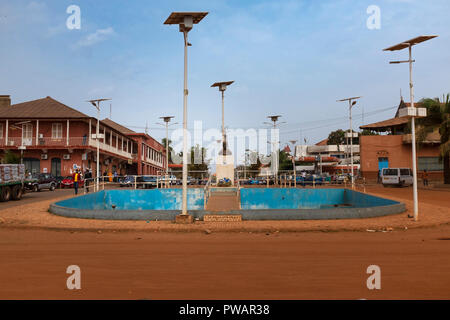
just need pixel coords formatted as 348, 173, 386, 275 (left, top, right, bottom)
216, 154, 234, 185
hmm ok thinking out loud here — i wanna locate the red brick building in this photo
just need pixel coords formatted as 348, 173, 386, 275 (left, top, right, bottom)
0, 95, 166, 177
359, 100, 443, 181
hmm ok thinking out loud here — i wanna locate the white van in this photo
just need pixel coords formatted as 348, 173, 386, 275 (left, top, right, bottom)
382, 168, 413, 187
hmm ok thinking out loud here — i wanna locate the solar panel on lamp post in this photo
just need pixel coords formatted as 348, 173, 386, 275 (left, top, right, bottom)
383, 35, 438, 222
164, 12, 208, 216
87, 98, 111, 192
211, 81, 234, 161
337, 97, 361, 189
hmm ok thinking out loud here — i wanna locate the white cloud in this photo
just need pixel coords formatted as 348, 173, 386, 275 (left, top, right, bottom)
77, 27, 115, 47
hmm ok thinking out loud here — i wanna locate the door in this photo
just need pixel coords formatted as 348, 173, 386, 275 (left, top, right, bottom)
22, 123, 33, 146
23, 158, 40, 175
378, 157, 389, 172
51, 158, 61, 177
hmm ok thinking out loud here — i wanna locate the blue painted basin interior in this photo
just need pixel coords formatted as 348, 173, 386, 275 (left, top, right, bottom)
55, 189, 205, 210
239, 188, 399, 210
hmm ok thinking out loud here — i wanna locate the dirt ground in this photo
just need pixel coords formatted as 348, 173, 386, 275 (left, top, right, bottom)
0, 226, 450, 299
0, 185, 449, 299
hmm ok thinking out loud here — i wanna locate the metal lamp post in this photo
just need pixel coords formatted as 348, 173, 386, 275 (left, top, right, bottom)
88, 98, 111, 192
337, 97, 361, 189
290, 140, 297, 187
264, 115, 285, 185
164, 12, 208, 216
158, 116, 177, 188
383, 35, 438, 222
211, 81, 234, 160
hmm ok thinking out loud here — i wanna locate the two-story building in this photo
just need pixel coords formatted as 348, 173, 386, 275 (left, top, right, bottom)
101, 119, 166, 175
359, 99, 443, 181
0, 95, 166, 177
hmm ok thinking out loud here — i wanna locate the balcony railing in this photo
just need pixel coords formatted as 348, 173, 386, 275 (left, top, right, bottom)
0, 137, 133, 159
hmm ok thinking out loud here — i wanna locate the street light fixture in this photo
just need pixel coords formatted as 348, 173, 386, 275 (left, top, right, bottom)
289, 140, 297, 187
211, 81, 234, 159
158, 116, 177, 188
383, 35, 438, 222
164, 12, 208, 217
87, 98, 111, 192
266, 115, 284, 185
337, 96, 361, 189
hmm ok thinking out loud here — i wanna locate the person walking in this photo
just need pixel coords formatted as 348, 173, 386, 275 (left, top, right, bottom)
84, 168, 92, 193
422, 170, 429, 187
72, 169, 80, 195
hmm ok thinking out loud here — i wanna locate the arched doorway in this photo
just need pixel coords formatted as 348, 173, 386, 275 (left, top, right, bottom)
51, 158, 61, 177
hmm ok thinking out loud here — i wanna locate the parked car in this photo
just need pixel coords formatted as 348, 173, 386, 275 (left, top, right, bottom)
60, 176, 85, 188
382, 168, 413, 187
136, 175, 157, 189
119, 175, 136, 187
158, 175, 177, 185
24, 173, 58, 192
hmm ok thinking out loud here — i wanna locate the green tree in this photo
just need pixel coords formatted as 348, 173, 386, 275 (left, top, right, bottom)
417, 95, 450, 184
327, 129, 345, 145
161, 138, 173, 164
2, 151, 20, 164
187, 145, 209, 178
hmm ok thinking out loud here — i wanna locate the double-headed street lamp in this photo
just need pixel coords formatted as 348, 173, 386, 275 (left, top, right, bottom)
383, 35, 438, 222
337, 96, 361, 189
164, 12, 208, 216
88, 98, 111, 192
264, 115, 285, 185
211, 81, 234, 159
157, 116, 177, 188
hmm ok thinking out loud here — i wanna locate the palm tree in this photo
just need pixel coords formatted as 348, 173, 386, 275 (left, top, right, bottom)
161, 138, 173, 164
417, 94, 450, 184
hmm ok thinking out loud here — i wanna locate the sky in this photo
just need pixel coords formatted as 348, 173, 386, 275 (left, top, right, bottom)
1, 0, 449, 164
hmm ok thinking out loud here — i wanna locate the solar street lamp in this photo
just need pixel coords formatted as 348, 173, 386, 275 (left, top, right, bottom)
337, 97, 361, 189
383, 35, 438, 222
211, 81, 234, 159
164, 12, 208, 216
88, 98, 111, 192
266, 115, 284, 185
158, 116, 177, 188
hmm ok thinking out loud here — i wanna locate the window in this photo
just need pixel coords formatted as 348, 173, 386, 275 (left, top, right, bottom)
400, 169, 412, 176
0, 123, 3, 138
383, 168, 398, 176
418, 157, 444, 171
22, 123, 33, 145
52, 123, 63, 139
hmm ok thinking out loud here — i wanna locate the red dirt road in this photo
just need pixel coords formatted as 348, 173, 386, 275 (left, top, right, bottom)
1, 225, 450, 300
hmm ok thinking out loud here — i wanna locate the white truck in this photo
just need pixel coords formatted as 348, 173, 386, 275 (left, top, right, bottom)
382, 168, 413, 187
0, 164, 26, 201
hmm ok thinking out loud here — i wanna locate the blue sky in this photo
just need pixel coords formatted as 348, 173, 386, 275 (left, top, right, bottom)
1, 0, 449, 156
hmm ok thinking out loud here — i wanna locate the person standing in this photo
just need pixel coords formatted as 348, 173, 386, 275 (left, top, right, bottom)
84, 169, 92, 193
72, 169, 80, 195
422, 170, 429, 187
